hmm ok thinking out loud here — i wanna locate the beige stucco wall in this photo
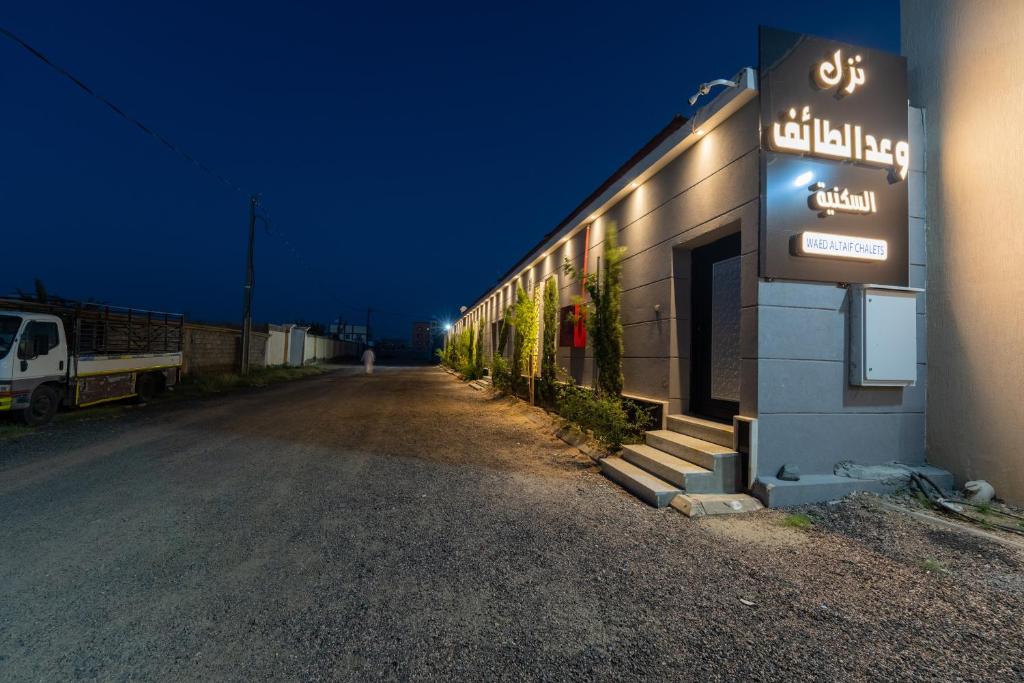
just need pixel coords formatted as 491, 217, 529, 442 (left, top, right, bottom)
902, 0, 1024, 504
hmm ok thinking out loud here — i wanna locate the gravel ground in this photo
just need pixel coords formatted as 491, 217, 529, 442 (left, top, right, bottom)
0, 366, 1021, 681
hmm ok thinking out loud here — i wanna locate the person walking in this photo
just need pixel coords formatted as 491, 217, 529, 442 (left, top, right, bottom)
361, 343, 376, 375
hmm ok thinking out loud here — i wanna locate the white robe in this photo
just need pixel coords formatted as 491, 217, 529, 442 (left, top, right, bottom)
361, 349, 376, 374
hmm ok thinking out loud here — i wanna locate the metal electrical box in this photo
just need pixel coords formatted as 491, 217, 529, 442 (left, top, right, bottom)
849, 285, 922, 387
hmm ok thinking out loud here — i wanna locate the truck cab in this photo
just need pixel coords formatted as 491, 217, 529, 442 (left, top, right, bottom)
0, 301, 184, 425
0, 311, 67, 423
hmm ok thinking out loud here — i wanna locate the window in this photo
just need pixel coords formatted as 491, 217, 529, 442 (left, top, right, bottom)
0, 315, 20, 359
22, 321, 60, 354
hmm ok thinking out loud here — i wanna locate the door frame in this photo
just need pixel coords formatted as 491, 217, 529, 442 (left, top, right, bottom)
689, 232, 741, 423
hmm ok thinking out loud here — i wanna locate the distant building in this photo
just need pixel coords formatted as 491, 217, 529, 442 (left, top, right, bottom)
412, 321, 435, 356
330, 322, 368, 344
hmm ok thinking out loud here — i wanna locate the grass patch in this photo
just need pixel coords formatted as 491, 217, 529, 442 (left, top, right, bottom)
920, 558, 947, 574
780, 512, 814, 530
181, 364, 325, 395
0, 421, 34, 440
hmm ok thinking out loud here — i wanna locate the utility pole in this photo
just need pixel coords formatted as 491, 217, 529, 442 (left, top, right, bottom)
240, 195, 258, 375
365, 307, 372, 348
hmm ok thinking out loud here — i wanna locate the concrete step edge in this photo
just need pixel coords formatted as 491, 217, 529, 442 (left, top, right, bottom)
666, 414, 734, 448
600, 457, 681, 508
645, 430, 738, 471
621, 444, 714, 489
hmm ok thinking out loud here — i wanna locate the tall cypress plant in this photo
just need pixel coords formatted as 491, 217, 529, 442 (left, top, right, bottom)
540, 276, 558, 402
563, 221, 625, 396
511, 283, 539, 403
474, 319, 485, 376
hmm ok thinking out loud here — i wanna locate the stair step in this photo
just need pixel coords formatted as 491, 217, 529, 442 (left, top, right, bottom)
644, 430, 742, 493
666, 414, 734, 448
645, 430, 736, 470
621, 444, 715, 492
600, 457, 681, 508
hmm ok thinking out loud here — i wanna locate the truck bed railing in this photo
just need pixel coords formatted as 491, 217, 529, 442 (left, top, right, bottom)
0, 297, 185, 356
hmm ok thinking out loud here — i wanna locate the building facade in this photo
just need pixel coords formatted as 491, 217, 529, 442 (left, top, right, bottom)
412, 321, 435, 356
902, 0, 1024, 506
451, 28, 949, 507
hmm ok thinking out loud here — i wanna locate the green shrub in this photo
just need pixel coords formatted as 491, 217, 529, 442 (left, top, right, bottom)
539, 276, 558, 404
497, 308, 512, 356
490, 355, 512, 393
563, 221, 625, 396
554, 380, 653, 450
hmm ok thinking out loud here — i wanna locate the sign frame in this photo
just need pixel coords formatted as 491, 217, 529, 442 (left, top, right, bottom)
758, 26, 910, 286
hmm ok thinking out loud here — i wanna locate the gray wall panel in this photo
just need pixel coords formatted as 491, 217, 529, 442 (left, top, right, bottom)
757, 281, 848, 310
622, 319, 673, 359
623, 356, 670, 399
757, 412, 927, 474
621, 279, 674, 326
757, 306, 845, 362
758, 359, 926, 414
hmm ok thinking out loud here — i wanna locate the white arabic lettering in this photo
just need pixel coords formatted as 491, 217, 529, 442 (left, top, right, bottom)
770, 106, 910, 180
810, 182, 877, 216
815, 49, 866, 96
771, 106, 811, 152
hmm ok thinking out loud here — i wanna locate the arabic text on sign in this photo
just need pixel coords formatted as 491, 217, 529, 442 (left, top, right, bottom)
796, 231, 888, 261
771, 106, 910, 180
815, 49, 866, 96
810, 182, 877, 217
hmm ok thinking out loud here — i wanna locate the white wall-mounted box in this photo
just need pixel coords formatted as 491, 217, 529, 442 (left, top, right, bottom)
849, 285, 922, 387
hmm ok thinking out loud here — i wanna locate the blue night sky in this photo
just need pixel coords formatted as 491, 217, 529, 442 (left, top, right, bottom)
2, 1, 898, 339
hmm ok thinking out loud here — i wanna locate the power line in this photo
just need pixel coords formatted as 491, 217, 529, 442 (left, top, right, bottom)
0, 24, 250, 197
1, 24, 440, 327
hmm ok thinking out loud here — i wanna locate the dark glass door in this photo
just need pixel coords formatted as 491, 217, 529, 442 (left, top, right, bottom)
690, 233, 741, 422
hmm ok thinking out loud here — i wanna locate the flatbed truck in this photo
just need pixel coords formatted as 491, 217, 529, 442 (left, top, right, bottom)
0, 298, 184, 425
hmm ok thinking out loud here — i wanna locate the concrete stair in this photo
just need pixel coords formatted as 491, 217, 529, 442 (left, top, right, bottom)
621, 444, 716, 493
600, 457, 682, 508
666, 414, 734, 448
600, 413, 746, 509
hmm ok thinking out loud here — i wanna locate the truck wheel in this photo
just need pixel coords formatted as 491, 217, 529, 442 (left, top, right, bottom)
135, 372, 162, 403
22, 385, 59, 426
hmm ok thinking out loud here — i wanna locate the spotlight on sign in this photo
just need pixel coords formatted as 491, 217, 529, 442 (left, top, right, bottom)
793, 170, 814, 187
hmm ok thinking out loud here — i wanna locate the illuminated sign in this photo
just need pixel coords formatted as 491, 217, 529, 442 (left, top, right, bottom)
810, 183, 877, 217
793, 231, 887, 261
759, 27, 909, 286
770, 106, 910, 180
814, 49, 865, 95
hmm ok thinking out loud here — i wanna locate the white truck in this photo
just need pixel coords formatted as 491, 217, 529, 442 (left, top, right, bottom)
0, 298, 184, 425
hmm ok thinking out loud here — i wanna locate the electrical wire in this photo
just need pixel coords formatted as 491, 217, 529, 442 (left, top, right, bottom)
1, 24, 444, 327
0, 24, 250, 197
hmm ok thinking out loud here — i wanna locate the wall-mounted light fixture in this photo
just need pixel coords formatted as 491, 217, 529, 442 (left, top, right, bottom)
688, 78, 739, 107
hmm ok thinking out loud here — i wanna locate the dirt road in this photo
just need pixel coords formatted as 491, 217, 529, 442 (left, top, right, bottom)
0, 367, 1020, 681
